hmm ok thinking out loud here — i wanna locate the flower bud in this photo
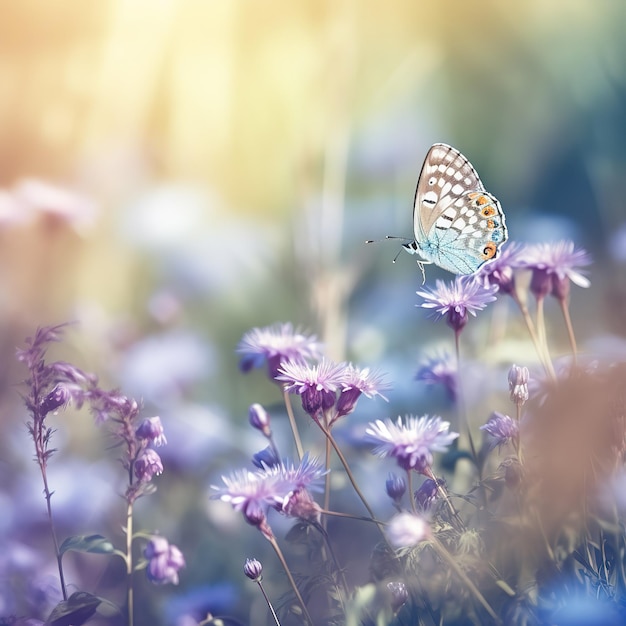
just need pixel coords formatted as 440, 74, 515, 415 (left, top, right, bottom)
387, 581, 408, 612
243, 558, 263, 581
40, 383, 72, 416
136, 416, 167, 446
385, 472, 406, 503
248, 403, 271, 437
134, 448, 163, 482
508, 364, 529, 407
144, 536, 185, 585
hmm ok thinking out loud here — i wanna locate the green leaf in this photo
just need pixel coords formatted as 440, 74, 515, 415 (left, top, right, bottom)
46, 591, 101, 626
59, 534, 116, 555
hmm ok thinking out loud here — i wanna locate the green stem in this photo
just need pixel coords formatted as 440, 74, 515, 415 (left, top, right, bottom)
126, 499, 134, 626
282, 387, 304, 461
256, 580, 281, 626
268, 536, 314, 626
559, 297, 578, 364
430, 537, 502, 624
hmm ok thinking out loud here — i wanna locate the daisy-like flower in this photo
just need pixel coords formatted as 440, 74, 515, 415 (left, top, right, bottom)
276, 358, 346, 418
517, 240, 591, 301
387, 512, 430, 547
417, 276, 498, 334
480, 411, 519, 449
415, 350, 457, 402
365, 415, 459, 473
477, 241, 524, 295
237, 322, 322, 379
335, 364, 390, 419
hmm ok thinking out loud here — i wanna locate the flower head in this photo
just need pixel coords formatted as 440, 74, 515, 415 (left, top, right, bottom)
414, 477, 443, 512
243, 558, 263, 581
144, 536, 185, 585
417, 276, 498, 334
136, 416, 167, 446
476, 241, 524, 295
277, 358, 346, 417
385, 472, 407, 503
134, 448, 164, 482
387, 512, 430, 547
335, 364, 390, 419
415, 351, 457, 402
508, 364, 529, 407
480, 411, 519, 449
518, 241, 591, 300
365, 415, 459, 473
237, 322, 322, 379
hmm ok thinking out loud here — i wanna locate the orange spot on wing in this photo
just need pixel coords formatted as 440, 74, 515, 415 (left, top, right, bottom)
481, 242, 497, 259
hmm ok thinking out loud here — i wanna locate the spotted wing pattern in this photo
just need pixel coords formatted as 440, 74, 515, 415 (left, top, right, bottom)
411, 143, 508, 274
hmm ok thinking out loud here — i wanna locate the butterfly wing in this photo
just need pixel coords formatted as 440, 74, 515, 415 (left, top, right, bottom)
412, 143, 507, 274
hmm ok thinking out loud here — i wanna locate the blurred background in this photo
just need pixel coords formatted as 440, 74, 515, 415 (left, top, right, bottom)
2, 0, 626, 624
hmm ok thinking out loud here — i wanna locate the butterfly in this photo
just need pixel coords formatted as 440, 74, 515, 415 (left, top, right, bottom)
402, 143, 508, 275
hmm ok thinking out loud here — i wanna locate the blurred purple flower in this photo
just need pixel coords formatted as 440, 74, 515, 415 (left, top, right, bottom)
335, 364, 390, 418
387, 512, 430, 547
415, 351, 457, 402
414, 477, 442, 512
365, 415, 459, 473
518, 240, 591, 300
134, 448, 164, 482
251, 446, 280, 469
237, 322, 322, 379
417, 276, 498, 334
277, 358, 346, 418
385, 472, 406, 503
136, 416, 167, 446
508, 364, 529, 407
480, 412, 519, 449
145, 536, 185, 585
248, 403, 271, 437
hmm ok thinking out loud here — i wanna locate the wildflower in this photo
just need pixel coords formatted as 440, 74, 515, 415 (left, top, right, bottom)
387, 581, 409, 612
277, 359, 346, 418
387, 512, 430, 547
252, 446, 280, 469
237, 322, 322, 379
144, 536, 185, 585
518, 241, 591, 301
248, 403, 271, 437
415, 351, 457, 401
414, 477, 442, 512
271, 453, 327, 493
136, 416, 167, 446
134, 448, 164, 482
417, 276, 498, 334
480, 412, 519, 449
366, 415, 459, 473
40, 383, 72, 416
477, 241, 523, 295
385, 472, 406, 503
508, 364, 529, 407
335, 364, 390, 419
243, 558, 263, 581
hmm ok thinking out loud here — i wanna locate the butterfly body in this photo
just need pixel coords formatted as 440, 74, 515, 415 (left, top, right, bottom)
404, 143, 508, 274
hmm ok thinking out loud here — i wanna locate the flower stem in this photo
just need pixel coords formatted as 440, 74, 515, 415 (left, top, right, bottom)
267, 536, 314, 626
256, 579, 281, 626
282, 387, 304, 461
323, 433, 332, 528
558, 297, 578, 364
126, 499, 134, 626
430, 537, 502, 624
407, 470, 415, 513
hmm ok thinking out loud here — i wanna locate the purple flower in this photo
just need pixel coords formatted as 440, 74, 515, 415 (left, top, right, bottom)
417, 276, 498, 334
252, 446, 280, 469
145, 536, 185, 585
415, 351, 457, 402
134, 448, 164, 482
248, 403, 271, 437
476, 241, 524, 295
276, 359, 346, 417
385, 472, 406, 503
480, 412, 519, 449
366, 415, 459, 473
387, 512, 430, 547
414, 477, 443, 512
518, 241, 591, 300
268, 453, 327, 493
243, 558, 263, 581
335, 364, 390, 419
136, 416, 167, 446
211, 469, 283, 514
508, 364, 529, 407
40, 383, 72, 416
237, 322, 322, 379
